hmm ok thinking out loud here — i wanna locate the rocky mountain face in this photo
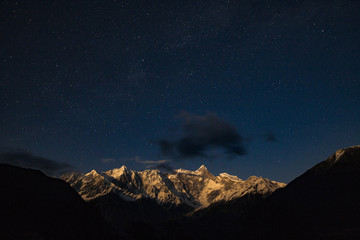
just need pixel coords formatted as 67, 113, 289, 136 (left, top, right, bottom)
61, 165, 286, 211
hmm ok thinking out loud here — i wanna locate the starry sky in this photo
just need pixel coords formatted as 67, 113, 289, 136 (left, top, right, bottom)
1, 0, 359, 182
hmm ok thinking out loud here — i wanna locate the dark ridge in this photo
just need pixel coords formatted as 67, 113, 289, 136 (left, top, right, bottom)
160, 145, 360, 240
89, 192, 193, 239
0, 164, 119, 240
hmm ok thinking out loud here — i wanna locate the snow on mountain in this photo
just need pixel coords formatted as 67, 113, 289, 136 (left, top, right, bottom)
219, 173, 242, 181
62, 165, 286, 209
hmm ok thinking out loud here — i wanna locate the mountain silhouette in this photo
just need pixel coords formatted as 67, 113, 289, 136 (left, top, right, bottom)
0, 164, 118, 240
258, 145, 360, 239
2, 145, 359, 240
164, 145, 360, 240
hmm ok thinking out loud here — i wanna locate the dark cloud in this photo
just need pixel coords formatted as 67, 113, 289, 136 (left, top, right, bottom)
158, 112, 246, 159
0, 151, 73, 176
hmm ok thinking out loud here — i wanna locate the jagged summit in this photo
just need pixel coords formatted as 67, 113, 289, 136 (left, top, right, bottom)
195, 164, 209, 173
105, 165, 130, 179
120, 165, 128, 170
219, 173, 242, 181
62, 165, 286, 210
196, 165, 207, 171
194, 164, 215, 180
86, 169, 98, 176
110, 165, 128, 172
175, 168, 194, 174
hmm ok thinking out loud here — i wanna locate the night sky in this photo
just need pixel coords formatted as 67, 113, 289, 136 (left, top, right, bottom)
1, 0, 359, 182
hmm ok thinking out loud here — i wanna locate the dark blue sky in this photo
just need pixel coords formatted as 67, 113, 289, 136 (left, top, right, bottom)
1, 0, 359, 182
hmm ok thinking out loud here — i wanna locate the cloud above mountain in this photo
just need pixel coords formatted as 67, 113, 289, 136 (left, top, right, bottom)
100, 158, 116, 164
0, 151, 73, 176
135, 158, 174, 172
136, 159, 171, 165
158, 112, 246, 159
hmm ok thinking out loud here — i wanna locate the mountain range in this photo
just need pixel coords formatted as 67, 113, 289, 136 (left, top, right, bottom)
61, 164, 285, 211
60, 164, 286, 233
1, 145, 359, 240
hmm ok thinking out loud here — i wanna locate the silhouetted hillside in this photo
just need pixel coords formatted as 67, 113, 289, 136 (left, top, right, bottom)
257, 145, 360, 239
0, 164, 118, 240
167, 145, 360, 240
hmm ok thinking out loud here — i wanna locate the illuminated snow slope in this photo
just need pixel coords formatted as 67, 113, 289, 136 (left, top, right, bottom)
62, 165, 286, 209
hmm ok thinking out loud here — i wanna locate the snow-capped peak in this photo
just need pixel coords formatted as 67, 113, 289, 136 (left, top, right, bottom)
219, 173, 242, 181
175, 168, 195, 175
195, 164, 213, 176
105, 165, 130, 178
175, 165, 211, 176
195, 165, 209, 174
86, 169, 98, 176
197, 165, 207, 171
62, 165, 286, 210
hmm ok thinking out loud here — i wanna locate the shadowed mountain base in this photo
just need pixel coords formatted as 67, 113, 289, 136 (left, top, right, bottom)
0, 164, 119, 240
161, 145, 360, 240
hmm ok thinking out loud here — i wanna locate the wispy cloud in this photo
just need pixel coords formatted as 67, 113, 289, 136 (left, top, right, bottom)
135, 157, 173, 172
100, 158, 116, 164
136, 159, 171, 164
0, 150, 73, 176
